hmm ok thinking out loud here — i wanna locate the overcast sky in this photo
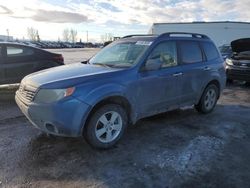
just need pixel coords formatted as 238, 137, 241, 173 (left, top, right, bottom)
0, 0, 250, 42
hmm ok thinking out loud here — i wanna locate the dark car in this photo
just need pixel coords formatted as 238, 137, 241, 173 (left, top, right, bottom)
16, 32, 226, 149
225, 38, 250, 83
0, 42, 64, 85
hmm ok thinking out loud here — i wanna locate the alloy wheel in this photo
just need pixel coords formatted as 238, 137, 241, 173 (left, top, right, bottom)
204, 88, 216, 111
95, 111, 123, 143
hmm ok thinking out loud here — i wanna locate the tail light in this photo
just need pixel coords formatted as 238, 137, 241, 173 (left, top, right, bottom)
53, 54, 64, 65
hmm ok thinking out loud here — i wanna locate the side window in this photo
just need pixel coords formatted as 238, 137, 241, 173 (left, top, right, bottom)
7, 46, 34, 57
148, 41, 177, 68
180, 41, 203, 64
202, 42, 219, 61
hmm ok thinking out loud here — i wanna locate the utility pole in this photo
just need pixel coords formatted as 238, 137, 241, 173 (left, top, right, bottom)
86, 30, 88, 43
6, 29, 9, 41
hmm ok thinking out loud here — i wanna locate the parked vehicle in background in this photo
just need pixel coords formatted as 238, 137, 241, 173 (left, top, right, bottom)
225, 38, 250, 83
15, 32, 226, 149
6, 40, 103, 49
219, 44, 232, 60
0, 42, 64, 84
103, 41, 112, 47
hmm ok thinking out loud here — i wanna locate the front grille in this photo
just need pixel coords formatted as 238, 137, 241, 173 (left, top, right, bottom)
18, 84, 37, 102
228, 69, 250, 75
233, 61, 250, 67
233, 62, 241, 66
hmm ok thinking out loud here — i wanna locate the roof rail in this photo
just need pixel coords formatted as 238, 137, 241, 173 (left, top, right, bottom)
159, 32, 209, 39
122, 34, 156, 38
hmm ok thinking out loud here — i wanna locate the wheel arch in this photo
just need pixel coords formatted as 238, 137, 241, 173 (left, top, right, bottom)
81, 95, 133, 135
205, 79, 221, 98
196, 79, 221, 105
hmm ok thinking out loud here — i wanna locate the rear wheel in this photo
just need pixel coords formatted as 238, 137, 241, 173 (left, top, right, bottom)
195, 84, 219, 114
84, 104, 128, 149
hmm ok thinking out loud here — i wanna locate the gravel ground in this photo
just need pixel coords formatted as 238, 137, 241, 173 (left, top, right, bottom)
0, 49, 250, 188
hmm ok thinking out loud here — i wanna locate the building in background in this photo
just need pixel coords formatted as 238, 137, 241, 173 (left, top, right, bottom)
149, 21, 250, 46
0, 35, 13, 41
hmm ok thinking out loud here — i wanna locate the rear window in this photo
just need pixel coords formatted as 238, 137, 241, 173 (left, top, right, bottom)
180, 41, 203, 64
202, 42, 219, 61
7, 46, 34, 57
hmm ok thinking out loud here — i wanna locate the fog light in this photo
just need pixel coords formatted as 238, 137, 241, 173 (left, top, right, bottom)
45, 123, 56, 133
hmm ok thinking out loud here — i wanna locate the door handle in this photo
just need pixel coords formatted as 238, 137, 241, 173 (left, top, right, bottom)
203, 66, 211, 71
172, 72, 183, 77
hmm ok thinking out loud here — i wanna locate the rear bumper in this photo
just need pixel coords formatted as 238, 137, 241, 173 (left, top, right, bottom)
225, 65, 250, 81
15, 92, 91, 137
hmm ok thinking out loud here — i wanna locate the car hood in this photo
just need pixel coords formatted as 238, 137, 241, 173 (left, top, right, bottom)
231, 38, 250, 53
22, 63, 121, 88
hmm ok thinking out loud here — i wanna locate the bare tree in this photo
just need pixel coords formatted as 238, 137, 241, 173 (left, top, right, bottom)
36, 30, 40, 42
62, 28, 78, 43
107, 33, 113, 41
62, 29, 70, 42
101, 33, 114, 42
100, 34, 105, 43
70, 29, 77, 43
27, 27, 38, 41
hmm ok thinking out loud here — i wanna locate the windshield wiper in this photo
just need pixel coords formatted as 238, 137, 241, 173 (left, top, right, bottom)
92, 63, 112, 68
92, 62, 131, 69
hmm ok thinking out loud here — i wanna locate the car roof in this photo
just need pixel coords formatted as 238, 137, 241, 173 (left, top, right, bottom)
0, 42, 42, 50
0, 42, 55, 54
117, 36, 157, 43
118, 32, 211, 43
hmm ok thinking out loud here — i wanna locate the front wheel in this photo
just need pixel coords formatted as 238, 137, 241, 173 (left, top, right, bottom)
84, 104, 128, 149
195, 84, 219, 114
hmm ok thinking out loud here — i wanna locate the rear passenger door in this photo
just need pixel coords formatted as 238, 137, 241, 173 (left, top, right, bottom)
3, 45, 36, 84
178, 40, 207, 105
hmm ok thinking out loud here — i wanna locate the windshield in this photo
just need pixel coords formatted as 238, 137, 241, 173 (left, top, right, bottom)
89, 41, 151, 68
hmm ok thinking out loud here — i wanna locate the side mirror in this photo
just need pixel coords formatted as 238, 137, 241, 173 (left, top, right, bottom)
81, 60, 88, 64
144, 59, 162, 71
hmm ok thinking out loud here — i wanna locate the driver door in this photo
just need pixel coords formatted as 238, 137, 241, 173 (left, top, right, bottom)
3, 44, 35, 84
136, 41, 183, 118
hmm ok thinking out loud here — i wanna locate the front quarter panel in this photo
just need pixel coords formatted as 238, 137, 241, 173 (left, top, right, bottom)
73, 82, 137, 124
76, 83, 127, 105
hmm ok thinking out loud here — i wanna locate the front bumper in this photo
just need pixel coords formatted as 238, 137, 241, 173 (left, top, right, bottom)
225, 65, 250, 82
15, 91, 91, 137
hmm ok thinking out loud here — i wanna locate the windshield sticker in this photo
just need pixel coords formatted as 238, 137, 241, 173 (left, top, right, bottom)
135, 41, 152, 46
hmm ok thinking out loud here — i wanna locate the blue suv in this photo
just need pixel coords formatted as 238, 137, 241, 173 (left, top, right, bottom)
15, 33, 226, 148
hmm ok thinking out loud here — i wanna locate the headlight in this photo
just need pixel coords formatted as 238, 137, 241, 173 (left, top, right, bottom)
222, 55, 228, 60
225, 58, 233, 66
34, 87, 75, 103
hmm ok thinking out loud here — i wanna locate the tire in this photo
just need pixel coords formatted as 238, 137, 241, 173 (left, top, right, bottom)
84, 104, 128, 149
195, 84, 219, 114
